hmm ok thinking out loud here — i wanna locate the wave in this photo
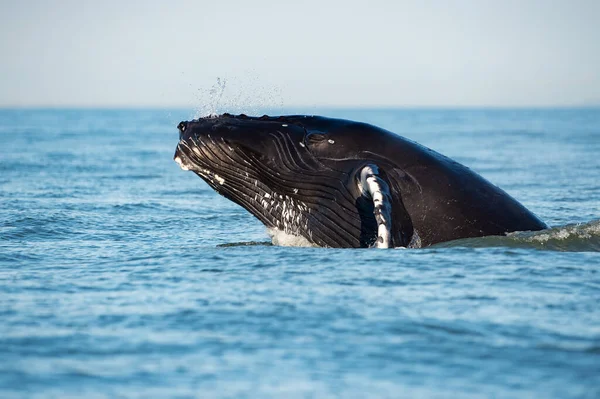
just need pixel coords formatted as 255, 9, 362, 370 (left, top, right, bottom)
215, 220, 600, 252
434, 219, 600, 252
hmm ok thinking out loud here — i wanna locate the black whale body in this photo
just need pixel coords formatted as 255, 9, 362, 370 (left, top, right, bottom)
174, 114, 547, 248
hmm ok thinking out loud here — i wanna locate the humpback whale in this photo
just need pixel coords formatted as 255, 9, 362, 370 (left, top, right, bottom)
174, 114, 547, 248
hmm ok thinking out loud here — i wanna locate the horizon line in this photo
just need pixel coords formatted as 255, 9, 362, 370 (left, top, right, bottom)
1, 104, 599, 111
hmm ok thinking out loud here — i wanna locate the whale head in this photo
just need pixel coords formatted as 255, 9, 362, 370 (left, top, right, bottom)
174, 113, 414, 248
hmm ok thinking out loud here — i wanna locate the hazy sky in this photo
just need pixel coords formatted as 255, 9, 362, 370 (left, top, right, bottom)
1, 0, 599, 108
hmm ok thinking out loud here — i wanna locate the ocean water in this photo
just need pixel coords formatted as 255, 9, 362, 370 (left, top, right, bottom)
1, 108, 599, 398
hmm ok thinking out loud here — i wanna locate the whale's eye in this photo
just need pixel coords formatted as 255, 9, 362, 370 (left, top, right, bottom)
306, 133, 327, 144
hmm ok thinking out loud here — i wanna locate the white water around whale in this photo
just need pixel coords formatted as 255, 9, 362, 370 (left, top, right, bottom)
268, 228, 316, 247
433, 219, 600, 251
269, 219, 600, 251
517, 219, 600, 243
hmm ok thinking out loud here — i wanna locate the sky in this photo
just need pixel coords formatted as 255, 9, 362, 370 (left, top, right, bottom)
1, 0, 599, 108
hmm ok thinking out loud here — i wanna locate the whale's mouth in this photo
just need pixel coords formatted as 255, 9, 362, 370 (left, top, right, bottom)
174, 132, 254, 196
174, 143, 226, 186
173, 131, 317, 242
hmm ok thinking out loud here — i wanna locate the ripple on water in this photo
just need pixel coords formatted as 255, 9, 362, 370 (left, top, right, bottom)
1, 109, 599, 398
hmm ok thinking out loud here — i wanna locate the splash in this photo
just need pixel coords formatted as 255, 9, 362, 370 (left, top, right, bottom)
193, 74, 284, 119
508, 219, 600, 251
515, 220, 600, 242
265, 221, 600, 251
268, 228, 316, 248
207, 77, 227, 114
434, 219, 600, 252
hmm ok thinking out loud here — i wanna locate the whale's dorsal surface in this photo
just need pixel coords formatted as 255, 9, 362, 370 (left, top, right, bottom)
174, 114, 547, 248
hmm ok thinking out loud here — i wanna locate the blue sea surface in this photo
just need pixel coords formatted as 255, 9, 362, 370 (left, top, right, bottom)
1, 108, 599, 398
